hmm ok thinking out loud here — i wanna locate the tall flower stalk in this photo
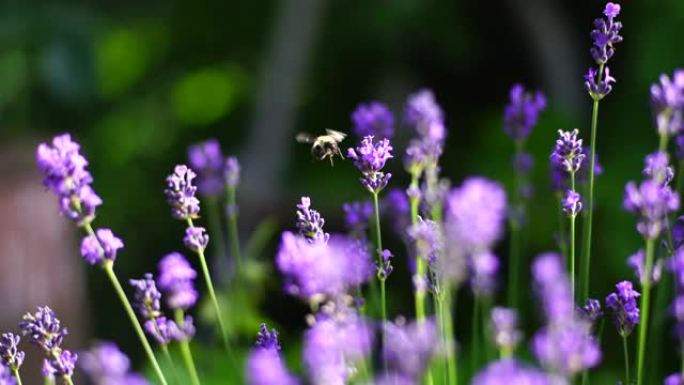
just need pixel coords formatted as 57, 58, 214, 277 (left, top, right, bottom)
347, 135, 393, 323
581, 1, 623, 301
624, 151, 679, 385
165, 165, 231, 352
0, 333, 24, 385
502, 84, 546, 308
36, 134, 169, 385
551, 129, 586, 299
605, 280, 640, 385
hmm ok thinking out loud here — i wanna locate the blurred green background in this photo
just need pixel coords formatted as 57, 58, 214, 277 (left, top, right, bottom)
1, 0, 684, 382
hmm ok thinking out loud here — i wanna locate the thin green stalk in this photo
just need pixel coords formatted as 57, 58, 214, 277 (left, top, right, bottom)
622, 335, 631, 385
570, 172, 576, 302
581, 63, 604, 301
186, 218, 231, 351
471, 299, 480, 376
226, 186, 243, 274
659, 133, 669, 153
161, 345, 181, 385
508, 141, 524, 308
11, 369, 22, 385
102, 262, 169, 385
636, 238, 655, 385
175, 309, 202, 385
434, 294, 448, 385
441, 288, 458, 385
205, 197, 227, 267
43, 376, 53, 385
64, 377, 74, 385
481, 297, 495, 362
372, 192, 387, 324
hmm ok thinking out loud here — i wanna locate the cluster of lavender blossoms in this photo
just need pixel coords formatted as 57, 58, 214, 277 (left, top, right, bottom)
25, 3, 684, 385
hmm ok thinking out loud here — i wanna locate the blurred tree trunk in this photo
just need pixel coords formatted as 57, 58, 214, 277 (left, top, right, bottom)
0, 140, 88, 383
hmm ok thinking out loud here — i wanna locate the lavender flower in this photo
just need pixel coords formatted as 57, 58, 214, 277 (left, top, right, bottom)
503, 84, 546, 141
590, 2, 623, 65
473, 359, 551, 385
36, 134, 102, 224
164, 165, 201, 220
144, 317, 188, 345
347, 135, 393, 194
605, 280, 640, 337
666, 373, 684, 385
276, 232, 373, 300
304, 316, 374, 385
531, 253, 601, 377
562, 190, 583, 217
255, 324, 280, 351
378, 249, 394, 280
43, 350, 78, 379
623, 179, 679, 239
19, 307, 77, 380
382, 188, 410, 239
407, 218, 443, 263
490, 307, 522, 353
188, 139, 224, 196
404, 89, 445, 142
469, 251, 500, 297
643, 151, 674, 186
585, 66, 617, 100
183, 226, 209, 253
383, 318, 440, 379
157, 252, 198, 310
351, 101, 395, 139
650, 70, 684, 136
628, 249, 663, 285
342, 200, 373, 235
0, 334, 24, 371
445, 177, 507, 252
551, 129, 585, 174
80, 342, 149, 385
19, 306, 68, 353
404, 137, 443, 176
225, 156, 241, 189
129, 274, 161, 320
513, 151, 534, 174
296, 197, 329, 243
579, 298, 604, 324
0, 366, 15, 385
80, 228, 124, 266
247, 348, 298, 385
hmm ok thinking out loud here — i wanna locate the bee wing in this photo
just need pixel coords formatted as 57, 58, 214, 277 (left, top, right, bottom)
296, 133, 316, 143
325, 129, 347, 142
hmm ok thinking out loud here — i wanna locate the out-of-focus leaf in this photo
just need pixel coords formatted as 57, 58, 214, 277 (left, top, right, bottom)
172, 65, 244, 126
243, 216, 279, 262
0, 49, 27, 111
96, 22, 168, 98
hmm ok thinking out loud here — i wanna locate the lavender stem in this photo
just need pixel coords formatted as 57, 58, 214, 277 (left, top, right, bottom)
11, 369, 22, 385
581, 63, 604, 301
226, 186, 243, 275
205, 197, 227, 269
570, 171, 577, 302
102, 261, 169, 385
185, 218, 231, 351
372, 192, 388, 324
636, 237, 655, 385
557, 193, 569, 263
175, 309, 202, 385
623, 335, 631, 385
161, 345, 181, 385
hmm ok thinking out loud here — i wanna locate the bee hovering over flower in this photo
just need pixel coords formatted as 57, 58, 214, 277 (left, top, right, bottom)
296, 129, 347, 166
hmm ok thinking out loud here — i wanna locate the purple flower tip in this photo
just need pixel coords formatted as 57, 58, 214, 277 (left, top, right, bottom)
129, 273, 162, 320
503, 84, 546, 141
347, 136, 393, 193
255, 323, 280, 351
225, 156, 240, 189
80, 228, 124, 266
0, 333, 25, 370
352, 101, 395, 139
164, 164, 201, 220
604, 2, 621, 18
188, 139, 225, 196
184, 226, 209, 253
158, 252, 198, 310
605, 280, 640, 337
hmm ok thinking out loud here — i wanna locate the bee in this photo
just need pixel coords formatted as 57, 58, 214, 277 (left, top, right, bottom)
296, 129, 347, 166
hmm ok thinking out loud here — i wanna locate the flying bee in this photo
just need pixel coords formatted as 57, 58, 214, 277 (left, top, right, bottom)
296, 129, 347, 166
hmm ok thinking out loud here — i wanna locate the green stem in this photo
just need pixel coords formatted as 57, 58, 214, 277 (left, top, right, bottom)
471, 299, 480, 376
102, 262, 169, 385
570, 172, 576, 302
440, 288, 458, 385
226, 186, 243, 275
161, 345, 181, 385
481, 296, 494, 362
43, 376, 53, 385
581, 63, 603, 302
636, 238, 655, 385
11, 369, 22, 385
557, 193, 569, 265
659, 132, 669, 153
185, 218, 231, 351
64, 377, 74, 385
175, 309, 202, 385
508, 140, 524, 308
372, 192, 387, 324
623, 335, 631, 385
